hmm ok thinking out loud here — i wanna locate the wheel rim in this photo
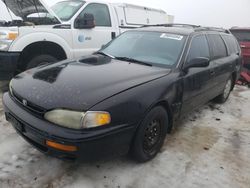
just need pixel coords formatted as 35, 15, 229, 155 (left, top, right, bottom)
143, 119, 161, 153
223, 79, 232, 99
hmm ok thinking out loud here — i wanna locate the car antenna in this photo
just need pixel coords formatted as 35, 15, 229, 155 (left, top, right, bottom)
3, 0, 14, 21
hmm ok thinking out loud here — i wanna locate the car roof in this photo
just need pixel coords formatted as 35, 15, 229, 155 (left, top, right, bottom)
134, 24, 231, 36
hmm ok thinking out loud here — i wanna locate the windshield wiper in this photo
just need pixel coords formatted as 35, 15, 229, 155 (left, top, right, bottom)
114, 57, 152, 67
96, 51, 115, 58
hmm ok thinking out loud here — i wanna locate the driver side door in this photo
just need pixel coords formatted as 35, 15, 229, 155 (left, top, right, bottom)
181, 34, 214, 113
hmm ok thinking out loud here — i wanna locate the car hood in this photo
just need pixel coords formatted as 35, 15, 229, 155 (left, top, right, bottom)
1, 0, 61, 23
11, 55, 170, 111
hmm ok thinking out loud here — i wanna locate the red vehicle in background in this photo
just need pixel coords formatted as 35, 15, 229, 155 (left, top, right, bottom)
230, 27, 250, 87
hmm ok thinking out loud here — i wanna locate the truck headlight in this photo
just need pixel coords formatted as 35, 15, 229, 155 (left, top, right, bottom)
44, 109, 111, 129
0, 30, 18, 51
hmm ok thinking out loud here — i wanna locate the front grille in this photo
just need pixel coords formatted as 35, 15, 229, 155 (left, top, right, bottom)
11, 90, 47, 117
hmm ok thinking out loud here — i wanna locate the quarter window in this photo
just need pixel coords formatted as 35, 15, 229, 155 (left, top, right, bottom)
221, 35, 240, 55
207, 34, 227, 59
187, 35, 210, 62
78, 3, 111, 27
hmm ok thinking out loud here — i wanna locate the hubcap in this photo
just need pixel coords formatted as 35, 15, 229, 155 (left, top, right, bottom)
223, 79, 232, 98
143, 119, 161, 153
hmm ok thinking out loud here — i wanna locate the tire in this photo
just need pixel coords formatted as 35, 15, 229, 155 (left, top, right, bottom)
214, 76, 233, 103
26, 54, 58, 70
131, 106, 169, 162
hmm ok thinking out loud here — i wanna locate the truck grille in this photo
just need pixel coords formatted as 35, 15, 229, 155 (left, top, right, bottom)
11, 90, 47, 117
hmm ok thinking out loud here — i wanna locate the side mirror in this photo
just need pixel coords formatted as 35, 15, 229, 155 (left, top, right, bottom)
183, 57, 210, 71
74, 13, 95, 29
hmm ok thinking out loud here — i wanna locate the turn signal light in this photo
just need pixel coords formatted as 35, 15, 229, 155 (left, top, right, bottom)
8, 32, 18, 40
46, 140, 77, 152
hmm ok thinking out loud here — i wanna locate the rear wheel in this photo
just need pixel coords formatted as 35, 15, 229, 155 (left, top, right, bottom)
214, 76, 233, 103
131, 106, 169, 162
26, 54, 58, 70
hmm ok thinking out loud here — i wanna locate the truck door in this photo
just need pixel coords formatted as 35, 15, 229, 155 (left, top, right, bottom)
72, 3, 117, 58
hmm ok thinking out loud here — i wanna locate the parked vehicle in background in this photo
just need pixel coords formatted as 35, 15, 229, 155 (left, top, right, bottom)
230, 27, 250, 86
0, 0, 174, 80
3, 24, 241, 162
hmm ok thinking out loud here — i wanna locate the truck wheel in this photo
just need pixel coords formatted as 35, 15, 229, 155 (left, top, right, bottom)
131, 106, 169, 162
214, 76, 233, 103
26, 54, 58, 70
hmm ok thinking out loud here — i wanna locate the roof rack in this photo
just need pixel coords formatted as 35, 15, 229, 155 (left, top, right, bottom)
230, 26, 250, 30
141, 23, 201, 28
195, 27, 231, 34
141, 24, 231, 34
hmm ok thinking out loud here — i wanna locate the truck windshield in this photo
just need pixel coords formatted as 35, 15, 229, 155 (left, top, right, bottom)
231, 30, 250, 42
51, 1, 85, 21
101, 31, 186, 67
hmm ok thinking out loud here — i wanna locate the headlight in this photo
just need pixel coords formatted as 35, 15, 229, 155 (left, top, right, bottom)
0, 30, 18, 51
44, 109, 111, 129
0, 31, 18, 40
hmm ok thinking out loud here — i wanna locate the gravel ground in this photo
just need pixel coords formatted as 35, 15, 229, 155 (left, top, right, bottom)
0, 86, 250, 188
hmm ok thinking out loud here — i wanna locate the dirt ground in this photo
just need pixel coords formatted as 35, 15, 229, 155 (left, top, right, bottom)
0, 85, 250, 188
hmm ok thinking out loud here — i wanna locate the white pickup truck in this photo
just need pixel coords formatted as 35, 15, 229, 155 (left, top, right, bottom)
0, 0, 173, 80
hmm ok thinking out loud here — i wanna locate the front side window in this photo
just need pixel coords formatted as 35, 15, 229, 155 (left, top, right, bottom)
101, 31, 187, 67
187, 35, 210, 62
207, 34, 227, 59
78, 3, 111, 27
51, 1, 85, 21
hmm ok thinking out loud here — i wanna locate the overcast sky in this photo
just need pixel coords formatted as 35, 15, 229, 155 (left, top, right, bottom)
1, 0, 250, 28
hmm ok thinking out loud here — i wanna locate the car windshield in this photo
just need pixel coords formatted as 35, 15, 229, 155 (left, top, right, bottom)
101, 31, 186, 67
51, 1, 85, 21
231, 30, 250, 42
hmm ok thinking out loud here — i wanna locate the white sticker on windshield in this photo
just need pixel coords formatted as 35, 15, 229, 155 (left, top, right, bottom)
69, 2, 81, 6
160, 33, 184, 40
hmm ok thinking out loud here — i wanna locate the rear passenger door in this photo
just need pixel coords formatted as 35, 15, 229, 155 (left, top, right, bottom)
206, 34, 234, 97
221, 34, 242, 75
181, 34, 213, 113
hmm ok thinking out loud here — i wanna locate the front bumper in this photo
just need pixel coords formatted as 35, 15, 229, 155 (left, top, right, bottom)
3, 93, 136, 161
0, 51, 20, 80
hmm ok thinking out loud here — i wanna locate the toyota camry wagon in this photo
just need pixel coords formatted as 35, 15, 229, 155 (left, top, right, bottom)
3, 24, 242, 162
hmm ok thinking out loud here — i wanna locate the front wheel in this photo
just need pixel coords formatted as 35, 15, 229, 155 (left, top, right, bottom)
131, 106, 169, 162
214, 76, 233, 103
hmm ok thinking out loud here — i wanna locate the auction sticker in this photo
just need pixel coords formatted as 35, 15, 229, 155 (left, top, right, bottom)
160, 33, 184, 40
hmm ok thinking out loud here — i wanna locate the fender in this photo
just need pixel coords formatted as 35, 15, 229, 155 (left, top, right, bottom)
8, 32, 73, 59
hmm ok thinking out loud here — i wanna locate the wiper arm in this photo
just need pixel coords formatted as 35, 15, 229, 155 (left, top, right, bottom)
96, 51, 115, 58
115, 56, 152, 67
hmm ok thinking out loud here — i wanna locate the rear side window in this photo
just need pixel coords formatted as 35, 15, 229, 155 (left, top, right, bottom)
187, 35, 210, 62
78, 3, 111, 27
221, 35, 240, 55
207, 34, 227, 59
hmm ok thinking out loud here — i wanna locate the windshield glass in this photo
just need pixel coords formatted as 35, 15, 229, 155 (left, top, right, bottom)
101, 31, 186, 67
231, 30, 250, 42
51, 1, 85, 21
